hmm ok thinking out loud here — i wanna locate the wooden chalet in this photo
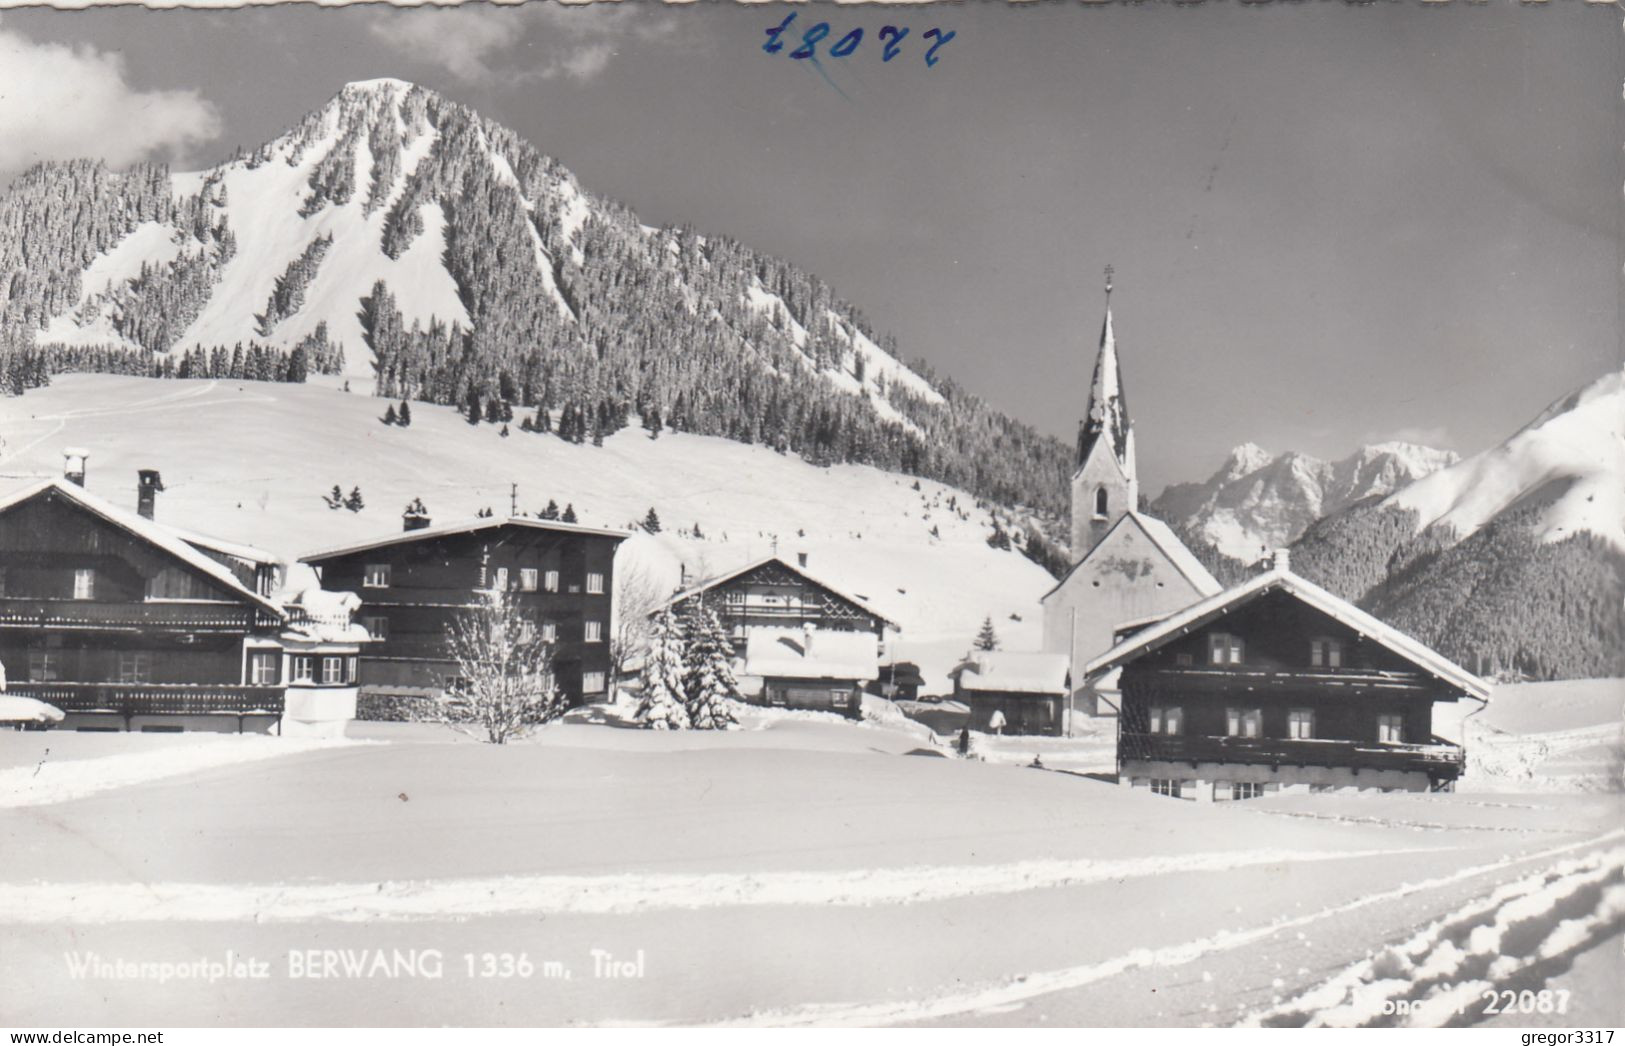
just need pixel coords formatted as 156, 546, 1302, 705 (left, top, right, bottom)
0, 474, 365, 734
741, 626, 879, 717
1084, 550, 1490, 800
950, 651, 1071, 736
301, 510, 628, 705
656, 555, 897, 652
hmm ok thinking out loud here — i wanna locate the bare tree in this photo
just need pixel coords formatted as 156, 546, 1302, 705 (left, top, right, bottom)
441, 588, 564, 744
610, 561, 664, 688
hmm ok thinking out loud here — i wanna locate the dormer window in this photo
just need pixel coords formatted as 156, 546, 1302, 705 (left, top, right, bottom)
1093, 487, 1109, 520
1208, 632, 1244, 665
1310, 637, 1343, 669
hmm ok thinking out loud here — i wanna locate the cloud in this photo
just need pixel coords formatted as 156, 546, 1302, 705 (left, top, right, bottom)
1375, 425, 1453, 449
369, 4, 680, 84
0, 27, 221, 183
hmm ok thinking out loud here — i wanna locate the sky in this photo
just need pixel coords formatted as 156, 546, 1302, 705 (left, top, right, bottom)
0, 0, 1618, 493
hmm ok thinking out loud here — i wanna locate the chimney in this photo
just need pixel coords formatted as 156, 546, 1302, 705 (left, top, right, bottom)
1271, 547, 1291, 573
402, 497, 431, 532
796, 551, 809, 569
679, 563, 689, 586
137, 470, 164, 519
62, 448, 89, 487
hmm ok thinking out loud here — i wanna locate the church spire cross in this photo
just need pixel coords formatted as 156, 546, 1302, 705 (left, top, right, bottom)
1104, 263, 1114, 299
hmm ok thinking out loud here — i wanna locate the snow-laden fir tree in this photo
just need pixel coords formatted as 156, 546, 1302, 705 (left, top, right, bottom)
681, 599, 740, 730
975, 615, 1000, 651
636, 608, 690, 730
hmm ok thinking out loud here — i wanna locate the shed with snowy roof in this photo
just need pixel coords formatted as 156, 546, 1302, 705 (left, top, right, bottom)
741, 626, 879, 718
950, 651, 1072, 736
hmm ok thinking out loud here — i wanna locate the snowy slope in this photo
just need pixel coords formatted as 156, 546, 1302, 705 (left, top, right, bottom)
1384, 366, 1625, 551
34, 78, 945, 430
0, 374, 1052, 690
1152, 441, 1458, 561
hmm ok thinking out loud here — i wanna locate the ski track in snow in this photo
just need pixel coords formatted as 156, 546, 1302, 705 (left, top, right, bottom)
0, 847, 1419, 926
0, 735, 355, 809
709, 829, 1625, 1028
1246, 844, 1625, 1028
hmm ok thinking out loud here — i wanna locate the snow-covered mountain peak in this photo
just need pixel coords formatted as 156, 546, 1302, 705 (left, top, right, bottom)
1152, 440, 1457, 562
1385, 365, 1625, 550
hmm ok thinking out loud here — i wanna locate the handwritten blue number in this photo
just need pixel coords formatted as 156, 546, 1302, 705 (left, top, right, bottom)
830, 28, 863, 58
922, 27, 955, 67
763, 13, 795, 54
878, 25, 908, 62
791, 22, 831, 60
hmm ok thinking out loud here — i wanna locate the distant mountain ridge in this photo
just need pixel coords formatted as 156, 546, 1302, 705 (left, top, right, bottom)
0, 78, 1069, 518
1289, 365, 1625, 680
1151, 441, 1459, 562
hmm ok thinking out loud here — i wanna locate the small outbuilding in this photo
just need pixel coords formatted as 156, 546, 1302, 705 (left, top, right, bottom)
741, 626, 879, 718
951, 651, 1072, 736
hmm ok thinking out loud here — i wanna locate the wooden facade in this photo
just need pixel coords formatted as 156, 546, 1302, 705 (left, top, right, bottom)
661, 556, 895, 652
1089, 563, 1487, 799
0, 480, 290, 731
302, 518, 627, 705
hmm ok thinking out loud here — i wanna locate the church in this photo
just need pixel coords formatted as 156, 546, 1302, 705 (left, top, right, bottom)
1041, 270, 1222, 715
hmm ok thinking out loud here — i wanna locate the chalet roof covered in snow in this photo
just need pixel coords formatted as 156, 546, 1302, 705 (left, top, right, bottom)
162, 523, 280, 568
743, 628, 880, 682
952, 651, 1071, 694
656, 555, 900, 630
1042, 511, 1222, 601
299, 515, 629, 563
1076, 294, 1135, 475
0, 479, 284, 617
1081, 562, 1492, 700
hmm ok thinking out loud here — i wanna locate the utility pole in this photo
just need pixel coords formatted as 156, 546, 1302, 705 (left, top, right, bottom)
510, 483, 518, 518
1068, 607, 1077, 738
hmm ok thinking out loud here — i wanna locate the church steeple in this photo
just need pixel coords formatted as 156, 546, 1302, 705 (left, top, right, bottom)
1070, 265, 1139, 559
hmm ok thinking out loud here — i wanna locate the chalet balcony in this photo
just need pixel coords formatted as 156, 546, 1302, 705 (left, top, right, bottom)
1133, 666, 1433, 694
0, 599, 272, 632
5, 682, 286, 717
1120, 732, 1465, 777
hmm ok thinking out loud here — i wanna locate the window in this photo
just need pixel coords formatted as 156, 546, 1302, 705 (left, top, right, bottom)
28, 649, 60, 682
117, 651, 151, 684
249, 651, 279, 685
584, 620, 603, 643
320, 656, 344, 685
291, 655, 314, 683
1226, 707, 1262, 738
1377, 714, 1405, 744
72, 568, 95, 600
1311, 637, 1343, 669
363, 615, 389, 640
1230, 782, 1266, 801
1288, 708, 1315, 740
544, 570, 560, 593
1208, 632, 1244, 665
586, 572, 605, 595
492, 567, 509, 592
363, 564, 391, 588
582, 671, 607, 695
146, 566, 214, 600
1151, 779, 1182, 798
540, 622, 558, 643
519, 568, 539, 592
1149, 705, 1183, 735
1093, 487, 1109, 519
518, 619, 537, 643
347, 656, 359, 683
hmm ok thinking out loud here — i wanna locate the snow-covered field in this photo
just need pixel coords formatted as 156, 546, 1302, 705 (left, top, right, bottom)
0, 679, 1618, 1027
0, 374, 1055, 689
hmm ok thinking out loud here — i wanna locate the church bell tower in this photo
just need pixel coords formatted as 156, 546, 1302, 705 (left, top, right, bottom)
1070, 265, 1139, 559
